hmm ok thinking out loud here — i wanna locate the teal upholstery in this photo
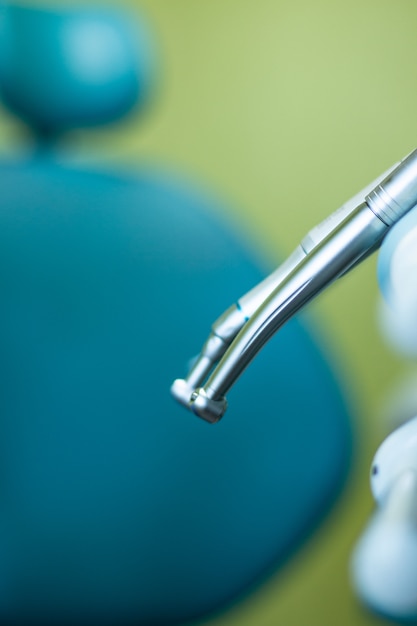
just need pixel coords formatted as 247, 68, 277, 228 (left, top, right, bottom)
0, 5, 153, 136
0, 158, 352, 624
0, 5, 353, 624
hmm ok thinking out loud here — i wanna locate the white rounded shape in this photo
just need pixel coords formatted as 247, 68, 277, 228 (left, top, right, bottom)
371, 416, 417, 503
390, 225, 417, 300
378, 208, 417, 302
352, 514, 417, 618
377, 294, 417, 357
377, 210, 417, 356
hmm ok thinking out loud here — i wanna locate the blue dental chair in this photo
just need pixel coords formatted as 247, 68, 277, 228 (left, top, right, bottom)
0, 5, 353, 624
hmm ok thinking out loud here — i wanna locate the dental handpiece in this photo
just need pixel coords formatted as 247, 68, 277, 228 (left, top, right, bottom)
171, 148, 417, 423
170, 165, 397, 407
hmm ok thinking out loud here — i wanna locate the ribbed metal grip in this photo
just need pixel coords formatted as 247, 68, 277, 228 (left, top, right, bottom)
366, 149, 417, 226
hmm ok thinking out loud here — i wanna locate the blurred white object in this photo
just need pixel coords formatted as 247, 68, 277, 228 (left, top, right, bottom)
377, 209, 417, 356
351, 417, 417, 619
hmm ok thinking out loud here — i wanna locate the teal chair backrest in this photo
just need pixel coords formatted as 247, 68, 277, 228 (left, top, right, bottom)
0, 5, 353, 624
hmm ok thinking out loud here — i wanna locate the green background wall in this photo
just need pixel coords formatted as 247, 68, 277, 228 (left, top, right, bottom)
1, 1, 417, 624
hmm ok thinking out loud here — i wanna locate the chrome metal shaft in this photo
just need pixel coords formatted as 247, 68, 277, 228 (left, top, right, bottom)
172, 148, 417, 423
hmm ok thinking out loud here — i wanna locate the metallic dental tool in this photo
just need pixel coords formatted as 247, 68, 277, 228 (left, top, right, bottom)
171, 148, 417, 423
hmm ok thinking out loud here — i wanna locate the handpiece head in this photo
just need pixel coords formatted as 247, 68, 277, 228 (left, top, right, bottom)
189, 388, 227, 424
170, 378, 197, 408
